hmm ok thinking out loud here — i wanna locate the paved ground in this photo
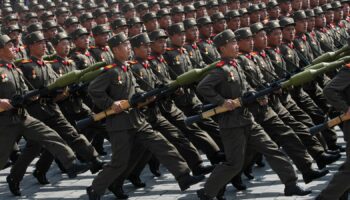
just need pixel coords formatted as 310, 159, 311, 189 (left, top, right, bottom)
0, 127, 348, 200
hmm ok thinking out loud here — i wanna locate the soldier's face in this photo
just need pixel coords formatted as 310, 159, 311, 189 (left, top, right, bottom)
151, 38, 167, 54
145, 19, 159, 32
57, 13, 69, 25
208, 7, 219, 16
171, 32, 186, 46
185, 26, 199, 42
172, 13, 185, 23
295, 19, 307, 33
0, 42, 16, 61
82, 19, 95, 31
199, 24, 213, 38
227, 17, 240, 31
197, 7, 208, 18
253, 30, 267, 50
228, 1, 240, 10
282, 25, 295, 42
240, 14, 250, 27
249, 12, 260, 24
46, 28, 58, 39
267, 28, 282, 46
129, 24, 143, 37
268, 7, 280, 19
9, 31, 21, 42
115, 26, 128, 36
307, 18, 315, 31
185, 12, 196, 19
159, 15, 171, 29
221, 40, 239, 58
95, 33, 110, 46
75, 34, 90, 49
55, 39, 71, 57
334, 8, 343, 21
342, 3, 350, 17
134, 44, 150, 59
292, 0, 302, 10
315, 15, 326, 27
113, 41, 131, 61
325, 11, 334, 24
96, 14, 108, 25
279, 2, 291, 13
214, 19, 227, 33
219, 4, 228, 13
238, 37, 254, 52
31, 40, 46, 57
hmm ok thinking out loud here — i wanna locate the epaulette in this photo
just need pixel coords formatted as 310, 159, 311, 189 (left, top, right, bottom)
89, 45, 97, 49
216, 60, 225, 67
21, 59, 32, 64
128, 60, 138, 65
166, 47, 174, 51
103, 63, 117, 70
44, 60, 56, 63
251, 52, 257, 56
148, 56, 156, 60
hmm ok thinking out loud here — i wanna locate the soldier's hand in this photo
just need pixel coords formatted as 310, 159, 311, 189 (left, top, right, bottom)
257, 98, 268, 106
111, 101, 124, 114
175, 88, 184, 96
223, 99, 241, 111
0, 99, 13, 111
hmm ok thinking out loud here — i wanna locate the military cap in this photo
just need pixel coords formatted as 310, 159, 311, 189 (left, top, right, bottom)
136, 2, 148, 11
33, 4, 45, 11
43, 20, 59, 30
213, 29, 236, 47
59, 2, 69, 7
148, 0, 160, 7
226, 10, 241, 19
218, 0, 228, 4
27, 23, 43, 33
292, 10, 307, 21
24, 31, 46, 45
2, 7, 13, 15
267, 0, 279, 9
259, 3, 267, 9
157, 9, 170, 18
194, 1, 206, 9
197, 16, 213, 27
84, 2, 98, 9
40, 11, 54, 21
130, 33, 151, 47
64, 17, 80, 26
149, 29, 168, 41
160, 0, 170, 8
72, 4, 85, 13
79, 12, 94, 23
170, 6, 185, 15
321, 3, 333, 11
184, 5, 196, 13
234, 27, 253, 40
128, 17, 143, 27
3, 24, 21, 35
248, 4, 261, 13
331, 1, 342, 9
92, 24, 111, 35
250, 22, 266, 34
93, 7, 108, 18
277, 0, 290, 3
207, 0, 219, 8
305, 9, 315, 17
265, 20, 281, 33
108, 32, 129, 48
341, 0, 350, 4
70, 28, 90, 40
167, 23, 185, 35
279, 17, 295, 27
239, 8, 249, 15
211, 12, 226, 22
111, 18, 127, 29
108, 0, 118, 5
143, 12, 157, 23
4, 14, 18, 22
183, 18, 197, 30
25, 12, 38, 20
51, 32, 71, 46
55, 7, 70, 15
108, 8, 120, 18
122, 3, 135, 13
0, 35, 13, 48
45, 1, 56, 9
18, 5, 29, 12
314, 6, 325, 15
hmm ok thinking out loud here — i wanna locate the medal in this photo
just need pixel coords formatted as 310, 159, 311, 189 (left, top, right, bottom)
32, 69, 37, 79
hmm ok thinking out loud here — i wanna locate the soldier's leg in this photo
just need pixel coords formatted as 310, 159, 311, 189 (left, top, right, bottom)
248, 122, 298, 186
150, 115, 204, 173
203, 127, 247, 198
34, 149, 55, 177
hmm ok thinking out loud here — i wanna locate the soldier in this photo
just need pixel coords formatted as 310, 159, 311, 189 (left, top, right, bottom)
93, 7, 109, 26
79, 12, 95, 46
206, 0, 220, 16
157, 9, 171, 31
127, 17, 143, 38
247, 4, 261, 24
149, 29, 224, 164
265, 20, 341, 165
305, 9, 324, 59
197, 17, 221, 64
184, 5, 196, 19
316, 62, 350, 200
170, 6, 185, 24
136, 2, 150, 19
211, 12, 227, 37
143, 12, 159, 33
226, 10, 241, 32
194, 1, 208, 18
267, 0, 280, 20
64, 16, 81, 35
8, 31, 104, 184
331, 1, 349, 46
55, 7, 70, 33
122, 3, 136, 21
86, 32, 205, 200
90, 25, 114, 64
239, 8, 250, 27
42, 20, 59, 55
2, 25, 27, 60
111, 18, 128, 36
0, 34, 90, 196
314, 6, 337, 52
228, 0, 240, 10
278, 0, 292, 17
322, 4, 343, 49
196, 29, 311, 200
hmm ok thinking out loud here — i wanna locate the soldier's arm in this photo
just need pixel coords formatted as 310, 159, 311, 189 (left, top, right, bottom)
196, 69, 226, 106
88, 70, 116, 110
323, 68, 350, 113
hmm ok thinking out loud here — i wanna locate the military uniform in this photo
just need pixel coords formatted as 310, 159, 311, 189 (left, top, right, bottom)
314, 7, 337, 52
196, 29, 302, 199
317, 65, 350, 199
89, 25, 114, 64
197, 17, 221, 64
87, 33, 201, 198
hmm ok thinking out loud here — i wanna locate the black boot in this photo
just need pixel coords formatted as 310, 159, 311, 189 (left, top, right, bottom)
178, 174, 205, 191
108, 184, 129, 199
86, 186, 101, 200
197, 189, 214, 200
255, 154, 265, 168
216, 186, 226, 200
2, 160, 12, 169
192, 164, 215, 176
33, 169, 50, 185
316, 153, 341, 169
243, 167, 254, 180
328, 144, 346, 152
128, 175, 146, 188
231, 174, 247, 191
325, 149, 340, 155
209, 151, 225, 165
66, 161, 91, 178
90, 158, 105, 174
302, 168, 329, 184
149, 156, 161, 177
339, 190, 349, 200
55, 159, 67, 173
284, 184, 311, 196
7, 175, 21, 196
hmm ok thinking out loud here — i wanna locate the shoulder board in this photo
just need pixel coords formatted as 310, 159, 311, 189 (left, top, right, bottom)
44, 60, 56, 63
345, 64, 350, 68
148, 56, 156, 60
128, 60, 138, 65
103, 64, 117, 70
0, 63, 3, 67
89, 45, 97, 49
216, 60, 225, 68
251, 52, 257, 56
21, 59, 32, 64
166, 47, 174, 51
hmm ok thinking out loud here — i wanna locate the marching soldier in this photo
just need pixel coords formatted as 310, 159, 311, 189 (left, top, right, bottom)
86, 32, 205, 200
196, 29, 311, 200
2, 24, 27, 60
197, 17, 221, 64
314, 6, 337, 52
89, 25, 114, 64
